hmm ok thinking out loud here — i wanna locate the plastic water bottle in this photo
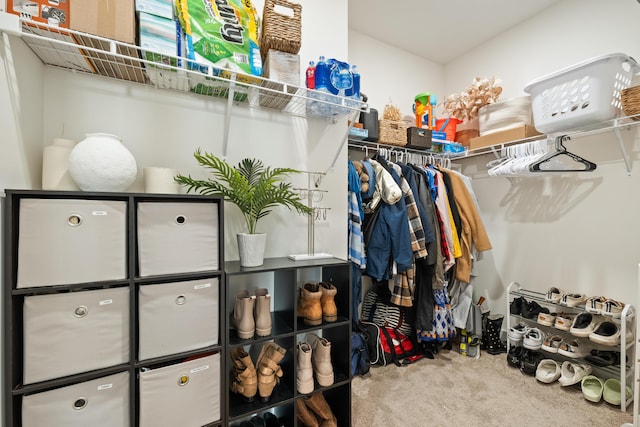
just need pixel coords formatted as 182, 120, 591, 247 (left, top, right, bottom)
345, 64, 360, 108
306, 61, 315, 89
311, 55, 330, 116
314, 56, 329, 91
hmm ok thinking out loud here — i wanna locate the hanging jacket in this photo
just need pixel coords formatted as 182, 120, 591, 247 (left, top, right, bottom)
440, 167, 492, 283
364, 162, 413, 281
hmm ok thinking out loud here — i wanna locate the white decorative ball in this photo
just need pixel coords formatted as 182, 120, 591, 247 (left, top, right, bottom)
68, 133, 138, 192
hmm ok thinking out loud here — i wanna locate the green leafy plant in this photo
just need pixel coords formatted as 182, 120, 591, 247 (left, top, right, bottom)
175, 149, 313, 234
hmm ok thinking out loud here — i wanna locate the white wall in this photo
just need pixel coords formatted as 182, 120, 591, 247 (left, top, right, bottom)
0, 0, 351, 263
348, 30, 445, 117
348, 0, 640, 314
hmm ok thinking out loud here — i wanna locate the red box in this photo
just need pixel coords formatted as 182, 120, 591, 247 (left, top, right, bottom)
7, 0, 70, 28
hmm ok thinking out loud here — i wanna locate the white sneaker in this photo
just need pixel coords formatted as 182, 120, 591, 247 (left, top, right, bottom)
508, 323, 529, 345
523, 328, 543, 350
545, 287, 564, 304
560, 293, 587, 307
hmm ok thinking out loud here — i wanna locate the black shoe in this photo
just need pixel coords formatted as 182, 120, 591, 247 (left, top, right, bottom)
585, 349, 621, 367
520, 349, 544, 376
263, 413, 282, 427
251, 416, 265, 427
521, 300, 549, 320
507, 345, 524, 368
510, 297, 526, 316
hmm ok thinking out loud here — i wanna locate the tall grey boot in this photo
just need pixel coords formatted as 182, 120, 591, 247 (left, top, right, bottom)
485, 314, 507, 355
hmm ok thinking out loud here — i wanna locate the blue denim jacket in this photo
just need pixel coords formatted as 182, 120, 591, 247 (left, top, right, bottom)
364, 164, 413, 281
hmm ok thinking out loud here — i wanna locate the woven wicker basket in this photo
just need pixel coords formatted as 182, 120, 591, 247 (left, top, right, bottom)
622, 85, 640, 120
259, 0, 302, 59
379, 119, 408, 146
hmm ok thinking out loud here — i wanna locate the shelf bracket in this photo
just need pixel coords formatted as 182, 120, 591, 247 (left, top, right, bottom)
613, 118, 632, 175
325, 108, 361, 178
221, 70, 236, 159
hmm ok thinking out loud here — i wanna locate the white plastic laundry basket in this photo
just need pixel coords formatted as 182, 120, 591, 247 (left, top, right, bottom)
524, 53, 639, 134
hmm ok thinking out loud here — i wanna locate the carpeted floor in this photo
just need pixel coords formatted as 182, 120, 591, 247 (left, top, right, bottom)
352, 348, 634, 427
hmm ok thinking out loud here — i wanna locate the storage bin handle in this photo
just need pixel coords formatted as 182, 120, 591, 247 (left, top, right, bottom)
266, 0, 302, 20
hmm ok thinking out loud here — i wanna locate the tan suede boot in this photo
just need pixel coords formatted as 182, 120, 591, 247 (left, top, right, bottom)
229, 347, 257, 402
234, 290, 255, 339
296, 398, 319, 427
304, 392, 337, 427
255, 342, 286, 402
296, 342, 314, 394
306, 333, 334, 387
297, 282, 323, 326
319, 282, 338, 322
254, 288, 272, 337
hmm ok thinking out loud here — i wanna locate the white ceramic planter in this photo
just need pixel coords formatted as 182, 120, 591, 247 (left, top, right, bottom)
68, 133, 137, 192
237, 233, 267, 267
42, 138, 79, 190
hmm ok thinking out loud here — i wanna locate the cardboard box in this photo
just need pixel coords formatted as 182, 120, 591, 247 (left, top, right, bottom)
70, 0, 135, 44
469, 125, 542, 150
7, 0, 70, 27
260, 50, 300, 110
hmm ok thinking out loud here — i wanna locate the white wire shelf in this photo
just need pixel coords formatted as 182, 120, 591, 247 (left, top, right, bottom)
0, 14, 365, 122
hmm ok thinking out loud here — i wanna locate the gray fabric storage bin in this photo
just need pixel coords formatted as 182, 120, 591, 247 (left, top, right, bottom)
138, 278, 219, 360
137, 202, 219, 277
23, 287, 130, 384
22, 372, 130, 427
17, 198, 127, 288
139, 353, 220, 427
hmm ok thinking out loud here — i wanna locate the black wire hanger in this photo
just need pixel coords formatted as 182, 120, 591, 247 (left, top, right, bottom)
529, 135, 597, 172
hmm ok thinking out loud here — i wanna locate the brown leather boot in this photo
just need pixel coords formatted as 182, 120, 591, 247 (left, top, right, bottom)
304, 392, 337, 427
305, 333, 334, 387
234, 290, 255, 339
229, 347, 257, 402
255, 342, 286, 402
254, 288, 272, 337
319, 282, 338, 322
296, 342, 314, 394
297, 282, 322, 326
296, 398, 319, 427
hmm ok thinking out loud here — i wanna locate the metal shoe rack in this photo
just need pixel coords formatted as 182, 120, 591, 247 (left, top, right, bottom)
506, 281, 635, 412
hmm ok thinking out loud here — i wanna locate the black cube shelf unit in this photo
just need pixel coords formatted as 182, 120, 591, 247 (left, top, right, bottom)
224, 257, 352, 427
3, 190, 353, 426
3, 190, 225, 427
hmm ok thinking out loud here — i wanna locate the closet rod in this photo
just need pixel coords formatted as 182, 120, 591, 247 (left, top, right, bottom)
347, 139, 459, 159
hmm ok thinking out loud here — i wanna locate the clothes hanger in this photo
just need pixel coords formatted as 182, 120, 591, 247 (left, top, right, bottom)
529, 135, 597, 172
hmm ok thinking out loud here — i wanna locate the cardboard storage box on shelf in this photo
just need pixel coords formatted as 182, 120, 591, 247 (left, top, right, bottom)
260, 50, 301, 110
478, 95, 533, 136
70, 0, 136, 44
469, 125, 541, 150
7, 0, 70, 28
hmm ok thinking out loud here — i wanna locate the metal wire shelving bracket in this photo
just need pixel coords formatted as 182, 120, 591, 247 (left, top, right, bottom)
456, 115, 640, 175
0, 13, 367, 161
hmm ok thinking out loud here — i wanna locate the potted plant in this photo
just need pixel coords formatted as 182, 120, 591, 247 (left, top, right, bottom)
175, 149, 313, 267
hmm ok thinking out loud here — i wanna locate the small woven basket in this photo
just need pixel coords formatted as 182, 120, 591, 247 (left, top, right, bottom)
622, 85, 640, 121
379, 119, 408, 146
259, 0, 302, 59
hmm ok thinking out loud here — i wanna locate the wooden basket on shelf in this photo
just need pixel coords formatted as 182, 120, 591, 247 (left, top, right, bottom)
378, 119, 408, 146
621, 85, 640, 120
259, 0, 302, 59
